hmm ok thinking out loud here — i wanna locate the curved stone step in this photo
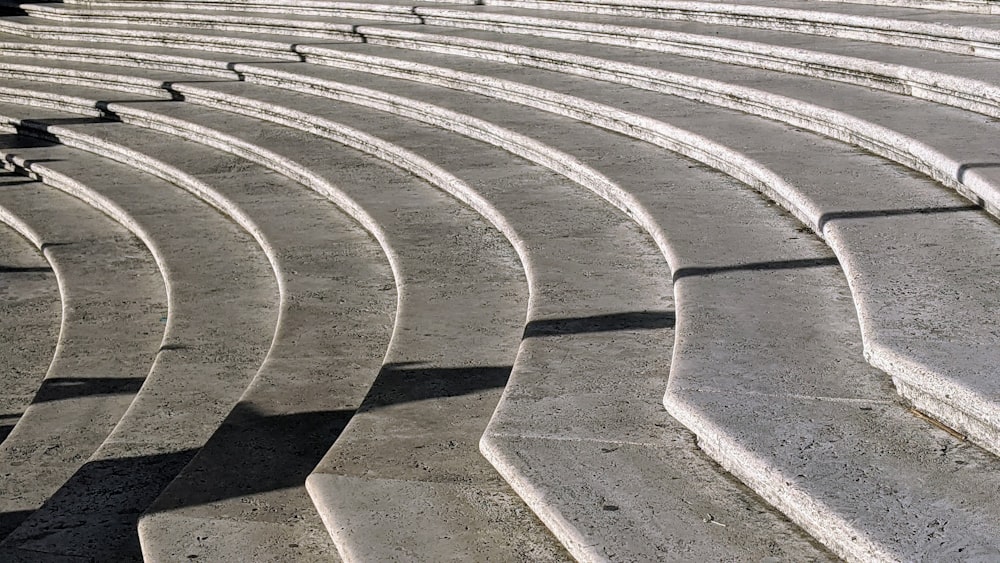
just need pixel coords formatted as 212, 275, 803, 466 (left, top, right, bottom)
0, 183, 60, 446
40, 62, 841, 558
8, 1, 1000, 120
14, 0, 1000, 59
5, 4, 1000, 560
41, 44, 1000, 559
168, 34, 1000, 561
1, 81, 573, 558
0, 84, 399, 561
294, 39, 1000, 559
176, 56, 1000, 561
51, 99, 397, 563
6, 7, 1000, 215
0, 104, 280, 560
11, 46, 1000, 556
0, 144, 168, 543
268, 41, 1000, 453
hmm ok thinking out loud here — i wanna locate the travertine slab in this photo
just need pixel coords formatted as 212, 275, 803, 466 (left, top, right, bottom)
0, 106, 278, 560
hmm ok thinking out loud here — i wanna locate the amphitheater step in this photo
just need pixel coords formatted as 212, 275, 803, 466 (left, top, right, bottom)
0, 156, 165, 541
0, 89, 400, 562
121, 72, 834, 559
0, 181, 60, 447
248, 42, 1000, 452
2, 0, 1000, 560
0, 104, 280, 560
93, 91, 565, 559
208, 55, 1000, 561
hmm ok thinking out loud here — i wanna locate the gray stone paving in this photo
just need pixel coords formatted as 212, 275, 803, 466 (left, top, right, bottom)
1, 0, 999, 561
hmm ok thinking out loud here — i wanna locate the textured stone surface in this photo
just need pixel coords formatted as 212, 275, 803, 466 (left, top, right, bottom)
0, 0, 1000, 561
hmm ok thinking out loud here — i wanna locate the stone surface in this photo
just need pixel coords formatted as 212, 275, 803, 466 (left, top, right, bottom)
0, 108, 279, 559
0, 161, 165, 541
1, 0, 1000, 561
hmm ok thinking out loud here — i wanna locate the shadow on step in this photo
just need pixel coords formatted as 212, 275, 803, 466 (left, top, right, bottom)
0, 265, 52, 273
0, 512, 33, 544
29, 377, 146, 404
1, 407, 355, 558
0, 449, 197, 557
150, 405, 354, 511
360, 363, 513, 410
673, 257, 840, 282
817, 204, 982, 231
524, 310, 675, 338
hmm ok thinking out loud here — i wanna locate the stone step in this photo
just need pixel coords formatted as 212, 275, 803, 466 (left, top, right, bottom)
0, 183, 60, 447
15, 0, 1000, 58
250, 38, 997, 556
0, 103, 280, 560
0, 81, 399, 562
7, 3, 1000, 120
3, 2, 1000, 560
45, 39, 992, 560
7, 80, 570, 559
204, 54, 1000, 562
5, 64, 842, 558
7, 5, 1000, 212
0, 143, 168, 544
9, 44, 1000, 559
15, 56, 844, 557
273, 36, 1000, 453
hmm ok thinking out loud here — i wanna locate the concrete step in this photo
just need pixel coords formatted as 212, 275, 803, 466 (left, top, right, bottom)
0, 145, 167, 543
0, 103, 281, 560
0, 184, 60, 447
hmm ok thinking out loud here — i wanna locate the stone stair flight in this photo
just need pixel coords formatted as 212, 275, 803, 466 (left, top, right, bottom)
0, 0, 999, 561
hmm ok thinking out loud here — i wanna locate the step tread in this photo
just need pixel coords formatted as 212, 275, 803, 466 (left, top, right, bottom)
0, 190, 60, 447
0, 102, 280, 559
293, 41, 1000, 450
204, 51, 1000, 560
149, 68, 835, 559
0, 162, 165, 541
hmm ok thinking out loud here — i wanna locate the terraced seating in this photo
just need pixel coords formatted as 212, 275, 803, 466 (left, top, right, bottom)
0, 188, 59, 446
2, 0, 1000, 561
0, 106, 282, 558
0, 158, 166, 541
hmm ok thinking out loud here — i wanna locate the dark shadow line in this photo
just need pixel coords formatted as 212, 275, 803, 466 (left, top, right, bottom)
817, 204, 982, 231
524, 310, 675, 338
957, 162, 1000, 183
19, 116, 113, 128
360, 364, 513, 410
0, 131, 60, 149
0, 265, 52, 273
673, 257, 839, 282
0, 179, 36, 187
30, 377, 146, 404
40, 242, 73, 251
